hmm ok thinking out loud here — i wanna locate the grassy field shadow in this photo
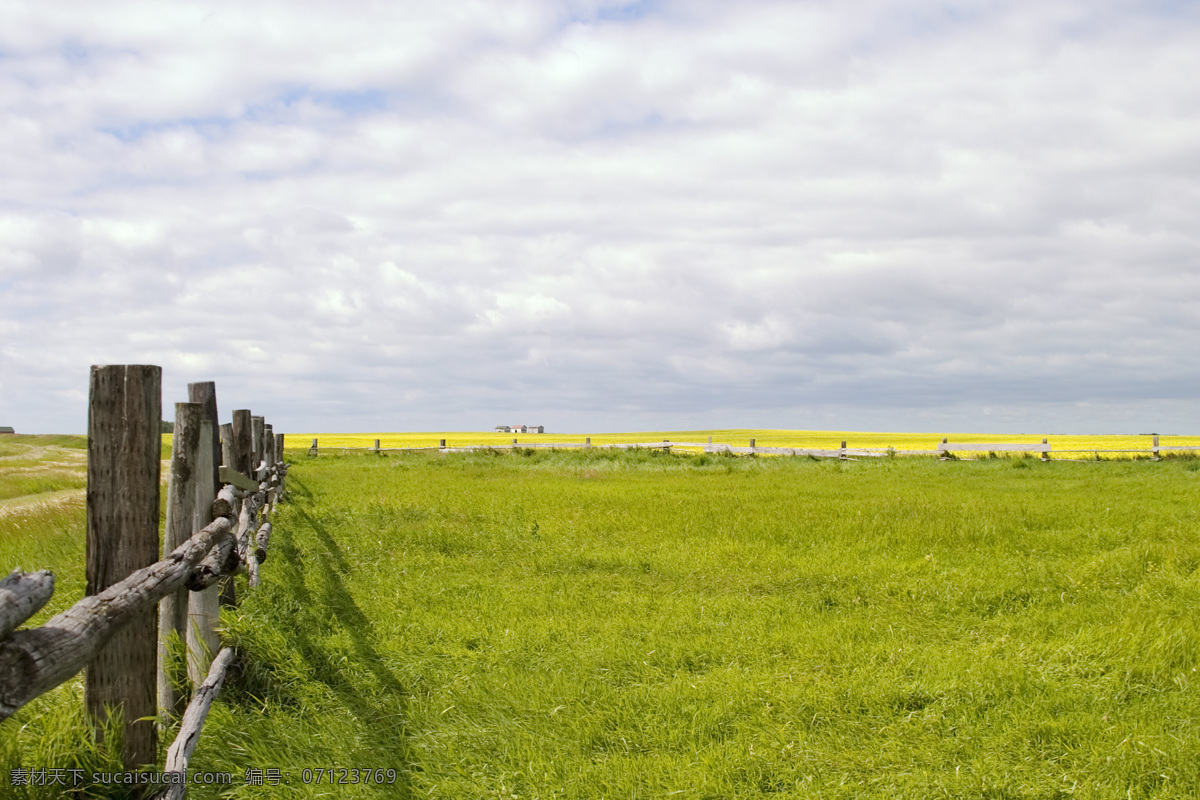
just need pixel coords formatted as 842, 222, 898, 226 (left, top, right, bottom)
212, 473, 414, 798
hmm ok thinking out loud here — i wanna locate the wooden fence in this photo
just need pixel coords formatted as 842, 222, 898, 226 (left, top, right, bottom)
0, 365, 288, 798
305, 435, 1197, 461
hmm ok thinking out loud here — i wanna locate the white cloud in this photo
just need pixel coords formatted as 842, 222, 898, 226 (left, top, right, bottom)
1, 0, 1199, 434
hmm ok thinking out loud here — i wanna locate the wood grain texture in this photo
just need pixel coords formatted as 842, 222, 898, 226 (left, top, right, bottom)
211, 484, 238, 519
231, 410, 252, 478
187, 382, 220, 495
251, 416, 265, 477
218, 423, 235, 473
218, 466, 260, 492
0, 570, 55, 641
86, 363, 161, 770
158, 402, 202, 723
161, 647, 236, 799
184, 419, 218, 693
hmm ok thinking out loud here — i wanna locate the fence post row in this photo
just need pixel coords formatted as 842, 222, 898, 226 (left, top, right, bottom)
306, 434, 1182, 460
0, 367, 288, 793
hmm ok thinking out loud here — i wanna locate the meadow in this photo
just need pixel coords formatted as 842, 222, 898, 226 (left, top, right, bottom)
2, 436, 1200, 798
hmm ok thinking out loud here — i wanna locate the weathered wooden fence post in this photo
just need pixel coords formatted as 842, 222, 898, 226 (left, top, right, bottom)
158, 402, 202, 724
86, 364, 161, 771
1152, 434, 1160, 461
241, 416, 257, 481
1041, 438, 1050, 462
219, 424, 235, 471
225, 413, 254, 608
188, 382, 225, 634
188, 382, 221, 492
251, 416, 265, 476
186, 419, 221, 687
184, 385, 221, 682
231, 411, 253, 477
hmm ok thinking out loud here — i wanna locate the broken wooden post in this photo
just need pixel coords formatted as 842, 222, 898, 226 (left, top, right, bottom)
86, 363, 161, 771
161, 647, 237, 799
255, 522, 272, 565
0, 570, 55, 640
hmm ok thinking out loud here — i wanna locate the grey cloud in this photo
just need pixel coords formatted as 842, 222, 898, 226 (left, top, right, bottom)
2, 0, 1199, 434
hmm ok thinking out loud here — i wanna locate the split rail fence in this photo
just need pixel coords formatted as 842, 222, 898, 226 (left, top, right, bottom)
306, 435, 1197, 461
0, 365, 288, 798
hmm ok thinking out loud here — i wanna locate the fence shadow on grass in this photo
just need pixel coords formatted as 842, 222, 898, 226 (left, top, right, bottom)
238, 474, 413, 797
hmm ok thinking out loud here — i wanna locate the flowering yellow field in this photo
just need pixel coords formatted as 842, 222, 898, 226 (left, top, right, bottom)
282, 430, 1200, 458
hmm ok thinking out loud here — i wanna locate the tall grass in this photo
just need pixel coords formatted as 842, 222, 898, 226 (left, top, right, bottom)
5, 446, 1200, 798
0, 437, 127, 799
211, 451, 1200, 798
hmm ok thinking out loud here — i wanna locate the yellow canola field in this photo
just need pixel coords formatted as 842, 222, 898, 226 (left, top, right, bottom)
282, 430, 1200, 458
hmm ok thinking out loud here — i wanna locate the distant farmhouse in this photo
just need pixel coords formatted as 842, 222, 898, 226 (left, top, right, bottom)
495, 424, 544, 434
0, 427, 14, 435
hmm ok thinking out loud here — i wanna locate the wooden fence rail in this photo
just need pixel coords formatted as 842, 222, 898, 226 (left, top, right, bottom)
0, 365, 288, 798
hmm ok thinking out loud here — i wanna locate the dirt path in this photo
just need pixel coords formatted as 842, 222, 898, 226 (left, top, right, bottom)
0, 488, 86, 517
0, 444, 87, 466
0, 444, 168, 520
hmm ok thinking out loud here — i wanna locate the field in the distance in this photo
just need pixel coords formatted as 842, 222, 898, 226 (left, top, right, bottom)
288, 429, 1200, 457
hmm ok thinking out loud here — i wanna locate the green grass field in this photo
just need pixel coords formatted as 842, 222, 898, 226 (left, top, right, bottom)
3, 439, 1200, 798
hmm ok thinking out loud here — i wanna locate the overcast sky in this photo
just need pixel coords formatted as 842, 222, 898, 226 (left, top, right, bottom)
2, 0, 1198, 435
